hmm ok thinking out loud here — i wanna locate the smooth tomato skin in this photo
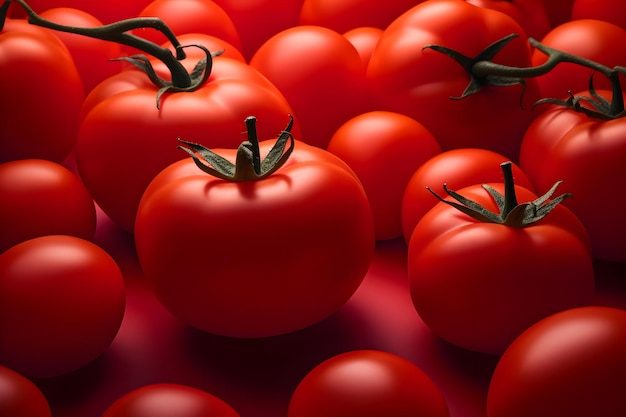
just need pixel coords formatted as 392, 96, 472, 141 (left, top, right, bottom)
408, 183, 594, 355
401, 148, 534, 243
287, 350, 450, 417
466, 0, 551, 40
0, 19, 84, 164
38, 8, 125, 93
571, 0, 626, 30
0, 159, 97, 254
0, 235, 126, 378
531, 19, 626, 100
250, 25, 374, 148
539, 0, 574, 28
0, 365, 52, 417
211, 0, 304, 61
101, 383, 241, 417
298, 0, 427, 33
327, 111, 442, 240
366, 0, 542, 162
135, 143, 375, 337
519, 96, 626, 263
7, 0, 153, 23
342, 26, 384, 67
487, 306, 626, 417
77, 57, 299, 233
132, 0, 242, 52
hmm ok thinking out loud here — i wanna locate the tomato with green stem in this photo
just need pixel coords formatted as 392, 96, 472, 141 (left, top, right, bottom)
408, 162, 594, 355
134, 116, 375, 337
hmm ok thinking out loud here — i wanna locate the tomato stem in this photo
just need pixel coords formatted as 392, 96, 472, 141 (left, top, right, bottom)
423, 33, 626, 119
426, 161, 572, 228
177, 115, 296, 182
2, 0, 221, 108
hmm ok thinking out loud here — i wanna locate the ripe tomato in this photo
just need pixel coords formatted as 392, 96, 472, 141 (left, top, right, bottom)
0, 18, 84, 163
132, 0, 242, 53
408, 177, 594, 355
401, 148, 534, 243
102, 383, 240, 417
77, 52, 299, 233
571, 0, 626, 30
287, 350, 450, 417
211, 0, 303, 61
7, 0, 153, 23
0, 235, 126, 378
539, 0, 574, 28
38, 7, 124, 93
531, 19, 626, 101
134, 119, 375, 337
0, 159, 96, 254
298, 0, 427, 33
519, 90, 626, 263
487, 306, 626, 417
342, 26, 384, 67
0, 365, 51, 417
366, 0, 542, 162
327, 111, 441, 240
466, 0, 551, 40
250, 25, 374, 148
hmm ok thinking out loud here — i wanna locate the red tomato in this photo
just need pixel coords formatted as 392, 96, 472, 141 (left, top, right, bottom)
0, 235, 126, 378
539, 0, 574, 28
571, 0, 626, 30
466, 0, 551, 40
287, 350, 450, 417
519, 91, 626, 263
0, 18, 84, 163
211, 0, 304, 61
487, 306, 626, 417
0, 365, 51, 417
366, 0, 542, 162
342, 26, 384, 67
327, 111, 441, 240
77, 52, 300, 233
162, 32, 246, 63
250, 25, 374, 148
298, 0, 427, 34
134, 122, 375, 337
131, 0, 242, 54
531, 19, 626, 101
7, 0, 153, 23
408, 180, 594, 355
0, 159, 96, 253
401, 148, 534, 243
102, 384, 240, 417
38, 8, 124, 93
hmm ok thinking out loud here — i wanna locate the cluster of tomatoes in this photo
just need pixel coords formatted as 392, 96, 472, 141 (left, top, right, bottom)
2, 0, 626, 416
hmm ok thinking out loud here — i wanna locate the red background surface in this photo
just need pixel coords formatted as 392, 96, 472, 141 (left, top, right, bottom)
32, 206, 626, 417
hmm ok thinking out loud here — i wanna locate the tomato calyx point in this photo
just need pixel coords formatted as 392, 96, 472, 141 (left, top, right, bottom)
425, 33, 626, 119
426, 162, 572, 227
2, 0, 220, 109
177, 115, 295, 182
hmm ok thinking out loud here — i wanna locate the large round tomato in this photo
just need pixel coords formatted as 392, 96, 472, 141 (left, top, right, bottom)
134, 126, 375, 338
287, 350, 450, 417
327, 111, 441, 240
0, 235, 126, 378
77, 51, 299, 233
0, 159, 96, 253
366, 0, 542, 162
531, 19, 626, 101
487, 306, 626, 417
0, 18, 84, 163
250, 25, 373, 148
401, 148, 534, 243
101, 384, 240, 417
408, 180, 594, 355
519, 91, 626, 263
0, 365, 51, 417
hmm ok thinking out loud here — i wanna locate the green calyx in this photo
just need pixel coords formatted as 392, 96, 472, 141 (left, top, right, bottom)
177, 115, 295, 182
426, 162, 572, 228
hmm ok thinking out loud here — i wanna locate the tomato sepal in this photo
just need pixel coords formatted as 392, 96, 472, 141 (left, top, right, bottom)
177, 115, 295, 182
427, 161, 572, 227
